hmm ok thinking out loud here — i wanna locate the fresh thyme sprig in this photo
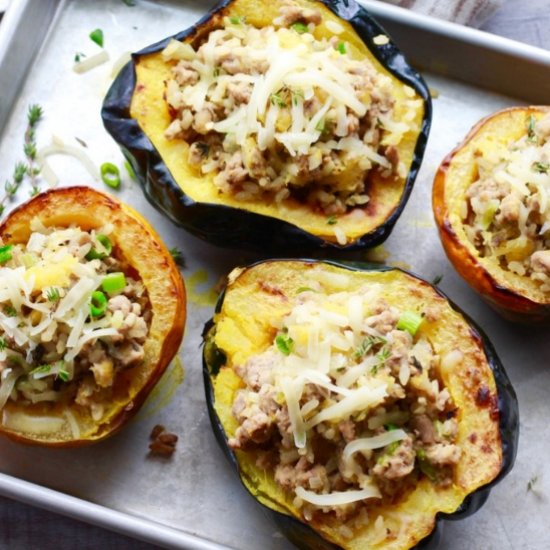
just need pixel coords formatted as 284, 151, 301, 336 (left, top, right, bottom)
24, 104, 43, 196
0, 104, 43, 214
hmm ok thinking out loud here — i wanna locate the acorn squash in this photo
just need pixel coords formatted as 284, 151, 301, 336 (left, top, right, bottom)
102, 0, 431, 250
203, 259, 518, 549
433, 106, 550, 322
0, 187, 186, 446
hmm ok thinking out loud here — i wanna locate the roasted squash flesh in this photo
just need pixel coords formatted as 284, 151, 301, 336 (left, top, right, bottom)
204, 260, 516, 549
433, 106, 550, 321
103, 0, 431, 249
0, 187, 186, 446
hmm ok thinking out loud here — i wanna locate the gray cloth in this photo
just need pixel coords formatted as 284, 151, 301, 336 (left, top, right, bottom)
379, 0, 504, 26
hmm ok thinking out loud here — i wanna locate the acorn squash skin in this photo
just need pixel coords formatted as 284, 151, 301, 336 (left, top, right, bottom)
433, 106, 550, 323
102, 0, 431, 251
0, 187, 186, 447
202, 260, 518, 550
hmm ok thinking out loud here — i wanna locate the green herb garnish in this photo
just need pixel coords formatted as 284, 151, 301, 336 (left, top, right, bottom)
315, 118, 325, 133
100, 162, 121, 189
527, 475, 539, 492
354, 335, 386, 360
336, 41, 346, 54
431, 274, 443, 285
270, 93, 286, 108
386, 441, 400, 455
74, 52, 87, 62
326, 215, 337, 225
384, 423, 399, 431
30, 364, 51, 377
291, 22, 309, 34
58, 369, 70, 382
46, 287, 61, 302
3, 305, 16, 317
89, 28, 104, 48
0, 244, 13, 264
527, 115, 537, 143
396, 310, 423, 336
533, 161, 549, 174
213, 67, 221, 78
0, 338, 6, 351
291, 88, 304, 106
376, 347, 391, 364
229, 16, 245, 25
275, 334, 294, 356
0, 104, 43, 213
169, 247, 185, 267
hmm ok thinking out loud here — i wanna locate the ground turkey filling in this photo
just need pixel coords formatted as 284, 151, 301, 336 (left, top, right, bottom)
163, 0, 421, 215
0, 221, 151, 421
464, 112, 550, 292
228, 285, 460, 533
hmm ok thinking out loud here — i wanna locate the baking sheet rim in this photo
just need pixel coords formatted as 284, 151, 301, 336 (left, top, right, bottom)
0, 0, 547, 548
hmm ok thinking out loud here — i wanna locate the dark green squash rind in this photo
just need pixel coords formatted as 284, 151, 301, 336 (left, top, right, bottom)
202, 259, 519, 550
101, 0, 431, 251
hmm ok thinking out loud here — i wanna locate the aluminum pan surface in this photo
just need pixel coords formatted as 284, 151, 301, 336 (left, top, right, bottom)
0, 1, 548, 549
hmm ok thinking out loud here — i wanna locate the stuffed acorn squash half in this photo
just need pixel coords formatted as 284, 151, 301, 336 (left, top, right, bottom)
102, 0, 431, 250
203, 260, 518, 550
433, 106, 550, 322
0, 187, 185, 446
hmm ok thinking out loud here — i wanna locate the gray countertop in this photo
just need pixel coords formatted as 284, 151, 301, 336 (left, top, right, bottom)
0, 0, 549, 548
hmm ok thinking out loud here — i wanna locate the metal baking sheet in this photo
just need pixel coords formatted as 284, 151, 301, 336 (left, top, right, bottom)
0, 1, 549, 548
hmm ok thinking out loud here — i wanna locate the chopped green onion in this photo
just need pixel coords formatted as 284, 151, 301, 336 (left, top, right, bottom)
89, 28, 104, 48
275, 334, 294, 356
74, 52, 86, 62
396, 310, 423, 336
291, 22, 308, 34
124, 160, 138, 182
0, 338, 6, 351
326, 215, 337, 225
431, 274, 443, 285
86, 234, 112, 260
336, 41, 346, 54
46, 287, 60, 302
384, 423, 399, 431
0, 244, 13, 264
90, 290, 107, 317
100, 162, 121, 189
101, 272, 127, 293
296, 286, 315, 294
315, 118, 326, 133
